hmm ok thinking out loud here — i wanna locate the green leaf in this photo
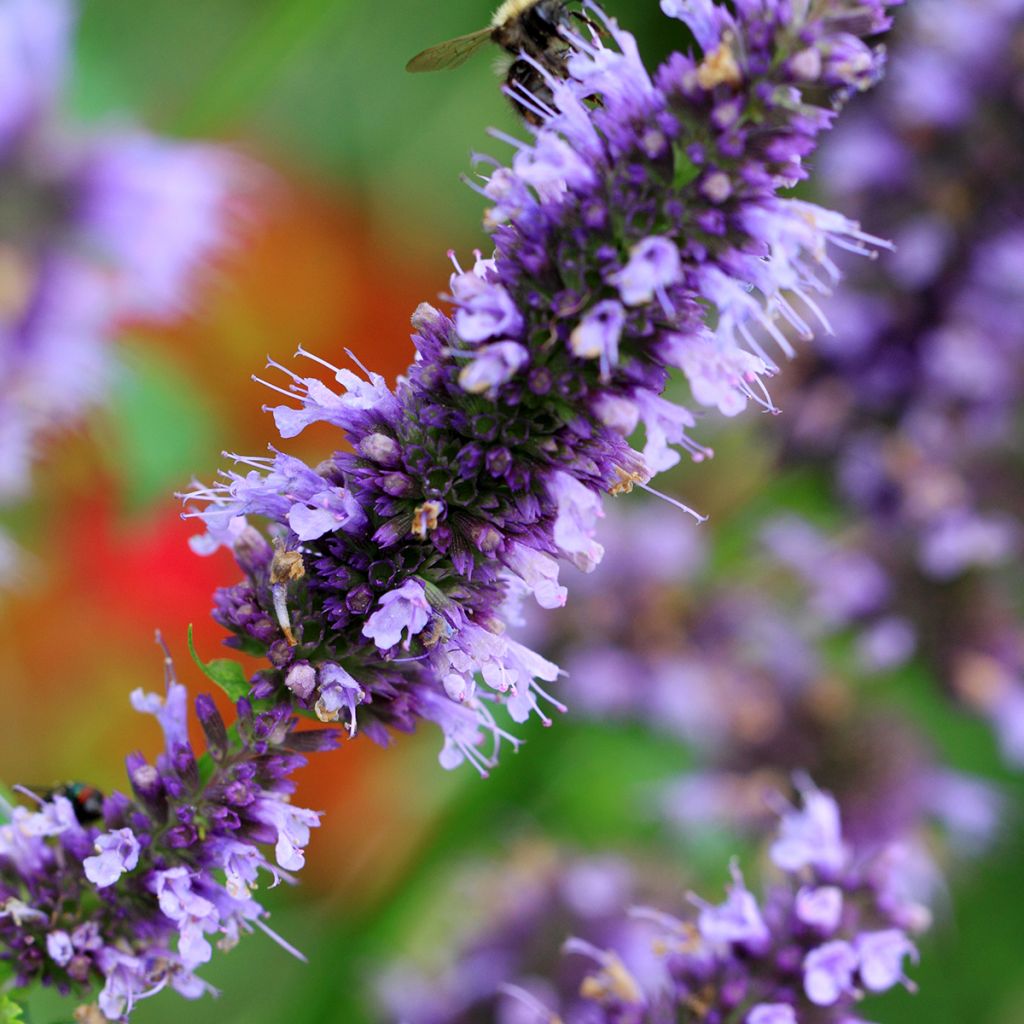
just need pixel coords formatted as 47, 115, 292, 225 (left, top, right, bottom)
672, 140, 701, 191
0, 782, 15, 826
187, 625, 253, 702
0, 991, 27, 1024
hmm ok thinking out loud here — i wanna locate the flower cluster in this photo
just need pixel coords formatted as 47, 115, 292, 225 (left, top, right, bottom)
516, 502, 1000, 878
0, 650, 336, 1020
184, 0, 897, 773
776, 0, 1024, 767
376, 844, 675, 1024
380, 782, 924, 1023
0, 0, 235, 525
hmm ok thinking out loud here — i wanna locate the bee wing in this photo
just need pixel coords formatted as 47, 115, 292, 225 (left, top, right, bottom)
405, 28, 492, 73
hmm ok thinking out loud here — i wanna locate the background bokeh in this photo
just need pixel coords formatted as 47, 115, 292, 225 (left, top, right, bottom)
3, 2, 1022, 1022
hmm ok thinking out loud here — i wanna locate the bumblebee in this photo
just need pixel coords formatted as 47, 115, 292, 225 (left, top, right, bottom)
406, 1, 577, 122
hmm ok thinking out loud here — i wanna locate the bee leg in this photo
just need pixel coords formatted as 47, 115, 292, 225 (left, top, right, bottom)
569, 10, 603, 39
505, 60, 546, 125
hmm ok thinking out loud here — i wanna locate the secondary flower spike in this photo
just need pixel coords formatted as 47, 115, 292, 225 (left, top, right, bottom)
0, 0, 237, 532
381, 782, 924, 1022
778, 0, 1024, 768
185, 0, 897, 772
0, 649, 337, 1020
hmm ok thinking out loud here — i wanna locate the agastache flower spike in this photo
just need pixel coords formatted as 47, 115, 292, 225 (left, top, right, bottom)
381, 784, 923, 1023
519, 501, 1002, 881
778, 0, 1024, 770
0, 645, 337, 1019
185, 0, 897, 771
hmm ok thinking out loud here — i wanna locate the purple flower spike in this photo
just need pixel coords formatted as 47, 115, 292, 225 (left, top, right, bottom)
381, 781, 924, 1023
184, 0, 896, 769
779, 0, 1024, 770
0, 651, 336, 1019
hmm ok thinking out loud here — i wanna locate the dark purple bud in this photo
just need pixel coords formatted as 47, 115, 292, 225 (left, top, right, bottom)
506, 464, 530, 492
224, 779, 257, 807
346, 583, 374, 615
101, 790, 132, 829
285, 661, 317, 701
250, 676, 276, 699
267, 638, 295, 668
67, 955, 92, 983
469, 522, 503, 555
163, 775, 186, 800
234, 527, 273, 575
528, 367, 553, 395
165, 824, 198, 849
195, 694, 229, 758
456, 444, 484, 477
262, 753, 307, 780
358, 432, 400, 465
127, 753, 166, 817
485, 447, 511, 477
171, 743, 199, 789
208, 805, 241, 831
282, 728, 341, 753
248, 615, 279, 645
382, 472, 415, 497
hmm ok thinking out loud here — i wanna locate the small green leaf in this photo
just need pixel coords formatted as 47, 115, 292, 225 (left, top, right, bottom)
672, 140, 701, 191
0, 991, 27, 1024
187, 625, 253, 702
0, 782, 15, 826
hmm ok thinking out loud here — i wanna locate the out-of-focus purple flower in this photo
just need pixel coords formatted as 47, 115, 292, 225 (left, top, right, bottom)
804, 940, 859, 1005
770, 780, 848, 876
184, 0, 895, 773
516, 501, 995, 876
426, 784, 924, 1024
693, 862, 770, 949
0, 0, 238, 563
77, 134, 237, 319
374, 845, 670, 1024
0, 0, 70, 150
782, 0, 1024, 768
748, 1004, 797, 1024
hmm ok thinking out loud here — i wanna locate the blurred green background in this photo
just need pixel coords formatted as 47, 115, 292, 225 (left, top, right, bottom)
4, 1, 1023, 1022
